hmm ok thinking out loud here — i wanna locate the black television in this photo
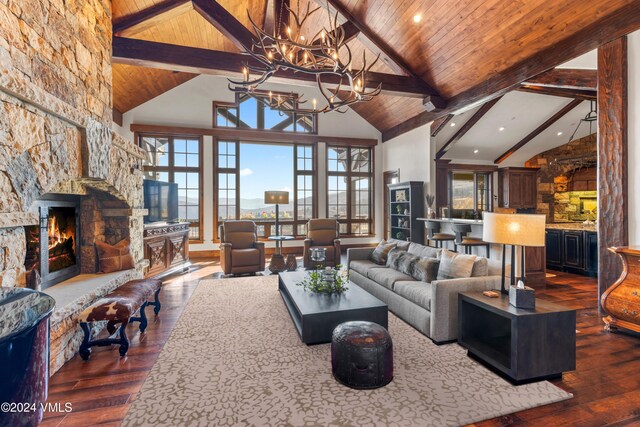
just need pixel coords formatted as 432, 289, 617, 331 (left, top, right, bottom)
143, 179, 179, 223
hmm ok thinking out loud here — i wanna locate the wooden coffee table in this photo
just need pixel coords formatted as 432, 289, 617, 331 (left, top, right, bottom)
278, 271, 388, 344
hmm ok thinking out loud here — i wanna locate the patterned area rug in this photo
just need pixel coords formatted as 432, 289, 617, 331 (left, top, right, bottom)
123, 276, 572, 427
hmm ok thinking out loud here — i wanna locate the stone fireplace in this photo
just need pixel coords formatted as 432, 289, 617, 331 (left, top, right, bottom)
0, 0, 146, 373
25, 197, 82, 289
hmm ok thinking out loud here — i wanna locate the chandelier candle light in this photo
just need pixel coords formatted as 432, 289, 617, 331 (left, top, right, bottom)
228, 0, 382, 113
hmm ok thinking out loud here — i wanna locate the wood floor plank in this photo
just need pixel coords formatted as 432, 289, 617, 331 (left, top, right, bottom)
42, 261, 640, 426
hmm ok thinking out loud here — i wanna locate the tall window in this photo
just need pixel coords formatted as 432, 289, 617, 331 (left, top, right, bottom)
449, 171, 491, 219
140, 135, 203, 240
215, 140, 315, 238
327, 146, 373, 236
214, 93, 316, 133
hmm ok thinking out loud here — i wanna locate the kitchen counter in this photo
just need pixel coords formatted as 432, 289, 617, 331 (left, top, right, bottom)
546, 222, 597, 232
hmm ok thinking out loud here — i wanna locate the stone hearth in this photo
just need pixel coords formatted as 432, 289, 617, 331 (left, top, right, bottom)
0, 0, 146, 373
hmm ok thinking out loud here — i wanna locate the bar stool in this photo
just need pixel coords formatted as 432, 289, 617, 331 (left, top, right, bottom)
452, 223, 490, 257
426, 220, 456, 250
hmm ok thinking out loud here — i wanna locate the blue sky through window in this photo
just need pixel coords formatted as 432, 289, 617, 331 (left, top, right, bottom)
239, 143, 293, 216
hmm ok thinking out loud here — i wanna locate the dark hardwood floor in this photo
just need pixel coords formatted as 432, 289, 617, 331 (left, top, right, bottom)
42, 262, 640, 426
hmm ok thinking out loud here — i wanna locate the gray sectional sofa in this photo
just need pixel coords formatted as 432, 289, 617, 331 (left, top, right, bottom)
347, 242, 501, 343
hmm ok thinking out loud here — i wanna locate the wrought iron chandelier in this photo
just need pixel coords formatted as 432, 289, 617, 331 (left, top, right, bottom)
567, 100, 597, 143
228, 1, 381, 114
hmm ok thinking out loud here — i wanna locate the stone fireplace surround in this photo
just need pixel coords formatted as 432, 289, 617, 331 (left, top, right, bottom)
0, 84, 147, 371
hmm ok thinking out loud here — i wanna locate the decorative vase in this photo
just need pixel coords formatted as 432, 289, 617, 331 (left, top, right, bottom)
285, 254, 298, 271
269, 254, 285, 273
427, 208, 436, 219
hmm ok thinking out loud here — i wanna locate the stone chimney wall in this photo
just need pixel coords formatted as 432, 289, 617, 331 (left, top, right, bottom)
0, 0, 145, 286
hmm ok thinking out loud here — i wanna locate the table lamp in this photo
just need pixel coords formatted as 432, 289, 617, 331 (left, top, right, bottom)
482, 212, 546, 294
264, 191, 289, 236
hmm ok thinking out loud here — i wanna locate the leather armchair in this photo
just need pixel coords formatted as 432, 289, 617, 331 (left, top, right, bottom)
303, 219, 341, 269
219, 221, 265, 275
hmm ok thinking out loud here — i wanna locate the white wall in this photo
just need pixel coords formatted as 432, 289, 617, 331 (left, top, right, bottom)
628, 30, 640, 244
382, 123, 432, 191
117, 75, 382, 251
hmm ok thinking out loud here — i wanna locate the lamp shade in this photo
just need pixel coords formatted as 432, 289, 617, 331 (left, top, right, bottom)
264, 191, 289, 204
482, 212, 546, 247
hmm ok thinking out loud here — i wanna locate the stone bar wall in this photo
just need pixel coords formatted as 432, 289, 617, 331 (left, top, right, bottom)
524, 134, 597, 222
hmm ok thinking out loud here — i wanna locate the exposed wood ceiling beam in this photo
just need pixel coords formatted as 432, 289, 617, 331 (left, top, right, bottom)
264, 0, 290, 37
192, 0, 256, 51
517, 85, 596, 101
523, 68, 597, 90
112, 37, 433, 98
322, 0, 443, 103
435, 96, 503, 160
430, 114, 454, 138
381, 1, 640, 142
113, 0, 192, 37
130, 123, 378, 146
494, 99, 583, 164
112, 108, 123, 127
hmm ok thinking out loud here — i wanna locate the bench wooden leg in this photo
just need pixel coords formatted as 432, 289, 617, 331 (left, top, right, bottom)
130, 302, 148, 333
146, 288, 162, 315
78, 320, 131, 360
118, 321, 129, 357
79, 322, 92, 360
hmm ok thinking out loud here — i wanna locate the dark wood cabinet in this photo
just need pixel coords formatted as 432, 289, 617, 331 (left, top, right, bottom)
585, 231, 598, 276
143, 222, 191, 278
458, 292, 576, 384
498, 167, 538, 209
388, 181, 424, 244
545, 229, 563, 269
545, 228, 597, 277
563, 231, 584, 270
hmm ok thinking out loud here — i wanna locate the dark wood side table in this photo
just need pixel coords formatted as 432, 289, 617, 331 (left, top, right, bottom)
458, 292, 576, 384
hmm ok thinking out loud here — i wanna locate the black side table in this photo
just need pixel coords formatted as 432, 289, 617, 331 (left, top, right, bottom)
458, 292, 576, 384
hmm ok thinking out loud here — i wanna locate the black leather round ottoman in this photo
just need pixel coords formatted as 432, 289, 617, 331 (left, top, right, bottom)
331, 321, 393, 389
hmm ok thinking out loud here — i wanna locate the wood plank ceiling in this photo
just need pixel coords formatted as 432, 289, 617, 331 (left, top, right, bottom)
111, 0, 640, 135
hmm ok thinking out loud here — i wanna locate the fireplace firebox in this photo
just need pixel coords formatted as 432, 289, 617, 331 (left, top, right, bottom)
25, 197, 81, 289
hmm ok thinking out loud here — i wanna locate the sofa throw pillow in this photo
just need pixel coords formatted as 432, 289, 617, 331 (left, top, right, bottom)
437, 249, 477, 280
471, 257, 489, 277
387, 249, 439, 283
95, 238, 135, 273
370, 240, 397, 265
412, 257, 440, 283
386, 248, 417, 275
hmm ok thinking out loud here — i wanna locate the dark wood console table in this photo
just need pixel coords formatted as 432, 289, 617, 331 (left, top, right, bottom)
458, 292, 576, 384
143, 222, 190, 278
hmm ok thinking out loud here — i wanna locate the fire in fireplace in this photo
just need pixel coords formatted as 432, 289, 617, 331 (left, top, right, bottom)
47, 207, 77, 273
25, 197, 81, 289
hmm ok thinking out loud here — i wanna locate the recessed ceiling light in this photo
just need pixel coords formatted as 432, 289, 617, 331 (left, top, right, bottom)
473, 149, 479, 154
557, 131, 563, 136
499, 127, 505, 131
413, 14, 422, 23
450, 122, 456, 127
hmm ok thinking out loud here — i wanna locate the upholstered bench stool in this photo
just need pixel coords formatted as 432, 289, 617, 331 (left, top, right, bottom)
77, 278, 162, 360
331, 321, 393, 389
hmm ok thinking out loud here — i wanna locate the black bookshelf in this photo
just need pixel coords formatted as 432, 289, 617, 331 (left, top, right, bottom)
388, 181, 424, 244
